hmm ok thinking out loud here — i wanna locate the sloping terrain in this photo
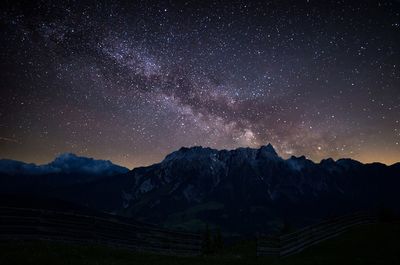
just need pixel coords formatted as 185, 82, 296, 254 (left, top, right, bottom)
0, 223, 399, 265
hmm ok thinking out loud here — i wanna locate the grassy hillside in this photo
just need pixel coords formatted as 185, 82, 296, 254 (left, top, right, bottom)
0, 240, 269, 265
0, 223, 399, 265
280, 222, 400, 265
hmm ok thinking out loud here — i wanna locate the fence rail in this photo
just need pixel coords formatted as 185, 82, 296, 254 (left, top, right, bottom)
0, 207, 202, 256
257, 212, 378, 257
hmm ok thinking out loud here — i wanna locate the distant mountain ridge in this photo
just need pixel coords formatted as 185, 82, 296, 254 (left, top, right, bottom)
1, 145, 399, 235
0, 153, 128, 194
0, 153, 129, 176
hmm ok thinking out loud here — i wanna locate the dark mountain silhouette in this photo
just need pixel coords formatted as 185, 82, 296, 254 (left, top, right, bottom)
1, 145, 399, 235
40, 144, 400, 235
0, 153, 128, 193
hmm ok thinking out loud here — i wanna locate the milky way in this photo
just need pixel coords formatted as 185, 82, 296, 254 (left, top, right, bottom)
0, 0, 399, 168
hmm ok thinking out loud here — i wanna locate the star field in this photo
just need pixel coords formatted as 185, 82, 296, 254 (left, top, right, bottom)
0, 0, 399, 168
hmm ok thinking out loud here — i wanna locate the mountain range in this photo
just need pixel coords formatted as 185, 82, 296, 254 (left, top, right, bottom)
0, 153, 128, 193
1, 145, 399, 236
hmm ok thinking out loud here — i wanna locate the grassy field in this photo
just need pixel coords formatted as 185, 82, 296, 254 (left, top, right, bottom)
0, 223, 399, 265
280, 222, 400, 265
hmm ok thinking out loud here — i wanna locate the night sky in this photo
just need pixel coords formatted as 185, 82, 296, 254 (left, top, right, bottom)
0, 0, 399, 169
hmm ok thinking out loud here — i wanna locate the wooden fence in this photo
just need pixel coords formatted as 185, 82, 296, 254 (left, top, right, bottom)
0, 207, 202, 256
257, 212, 377, 257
